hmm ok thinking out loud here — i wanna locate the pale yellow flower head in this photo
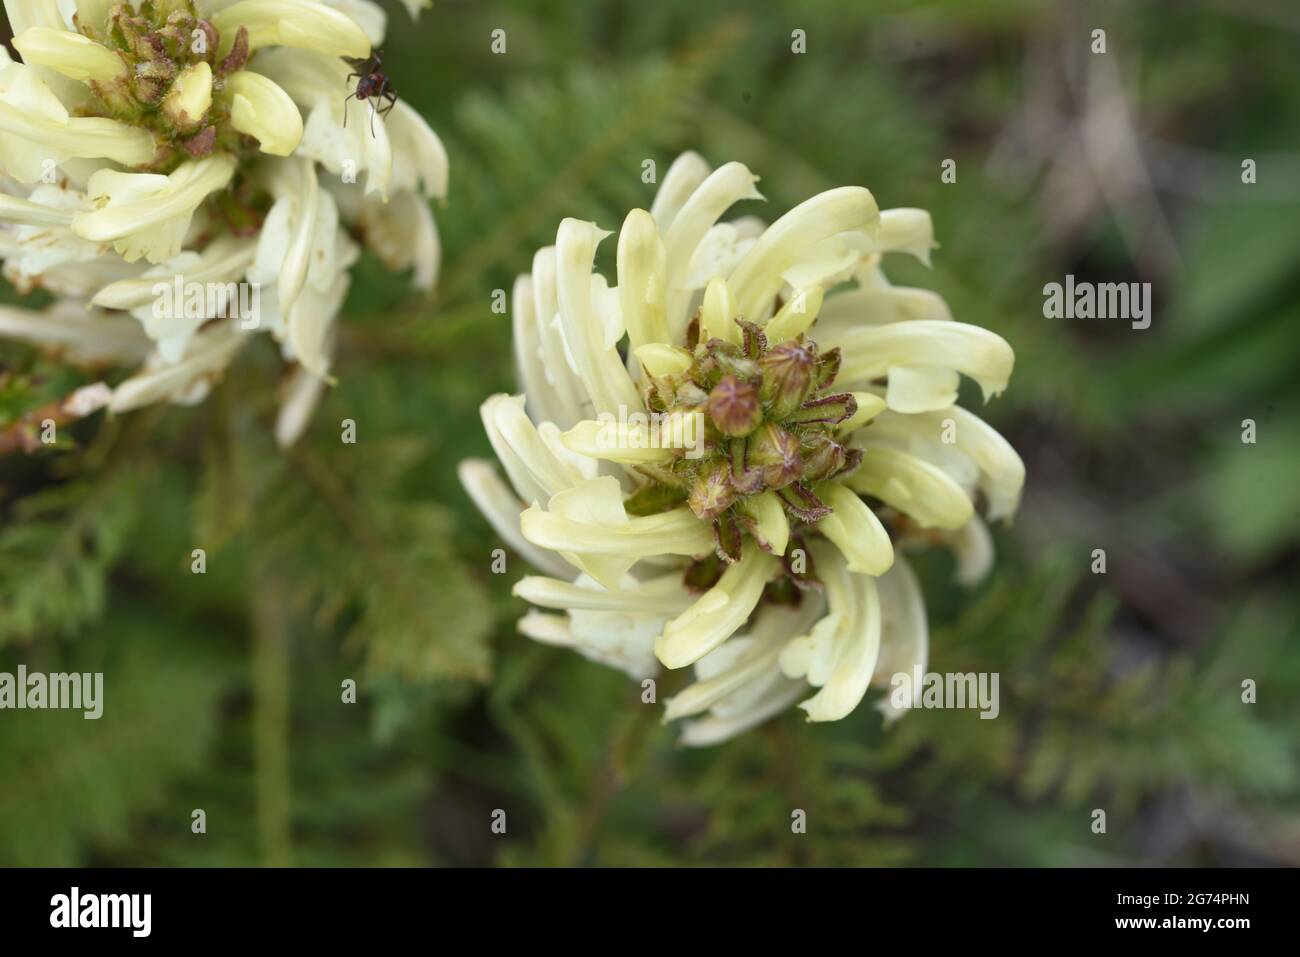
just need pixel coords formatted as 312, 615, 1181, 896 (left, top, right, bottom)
460, 153, 1026, 745
0, 0, 447, 444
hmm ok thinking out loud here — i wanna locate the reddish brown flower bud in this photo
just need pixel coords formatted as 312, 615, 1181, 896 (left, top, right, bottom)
688, 459, 738, 520
801, 433, 847, 483
707, 375, 762, 437
760, 338, 816, 418
694, 339, 758, 390
748, 422, 802, 490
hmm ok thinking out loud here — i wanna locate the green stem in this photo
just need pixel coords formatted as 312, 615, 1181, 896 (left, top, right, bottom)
223, 354, 293, 867
251, 570, 293, 867
563, 669, 686, 866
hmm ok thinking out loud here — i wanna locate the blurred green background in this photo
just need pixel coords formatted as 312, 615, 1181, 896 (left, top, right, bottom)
1, 0, 1298, 866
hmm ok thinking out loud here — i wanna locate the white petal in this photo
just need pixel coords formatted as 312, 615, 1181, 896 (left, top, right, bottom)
514, 572, 691, 615
12, 26, 126, 85
509, 273, 560, 427
829, 320, 1015, 406
109, 321, 246, 412
161, 61, 214, 132
678, 678, 806, 747
70, 0, 111, 29
654, 547, 778, 669
817, 272, 953, 330
73, 156, 236, 264
1, 238, 138, 299
0, 191, 75, 226
616, 208, 669, 351
780, 612, 842, 687
319, 0, 386, 45
212, 0, 371, 59
763, 285, 824, 344
815, 481, 895, 576
662, 161, 762, 336
284, 236, 349, 378
258, 157, 318, 315
634, 342, 692, 377
111, 242, 258, 361
670, 636, 777, 715
396, 0, 430, 20
386, 99, 447, 199
537, 421, 598, 481
737, 490, 789, 556
253, 47, 392, 197
92, 236, 255, 310
802, 591, 880, 721
521, 476, 712, 590
875, 208, 935, 265
0, 62, 153, 181
854, 401, 1026, 521
698, 275, 740, 345
4, 0, 74, 39
275, 360, 328, 447
0, 7, 90, 108
872, 555, 928, 723
482, 393, 587, 503
780, 232, 866, 290
884, 363, 960, 414
517, 610, 657, 680
836, 391, 888, 436
569, 606, 664, 676
943, 514, 995, 586
0, 300, 149, 364
561, 417, 678, 466
226, 69, 303, 156
844, 446, 974, 531
457, 459, 576, 580
526, 246, 587, 428
682, 220, 760, 293
649, 151, 711, 232
357, 191, 439, 289
665, 601, 821, 721
590, 272, 624, 351
554, 218, 642, 417
728, 186, 880, 323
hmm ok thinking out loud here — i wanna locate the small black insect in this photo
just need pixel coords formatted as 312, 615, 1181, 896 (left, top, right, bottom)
343, 50, 397, 137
